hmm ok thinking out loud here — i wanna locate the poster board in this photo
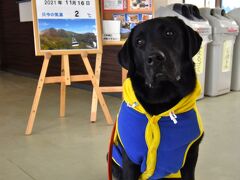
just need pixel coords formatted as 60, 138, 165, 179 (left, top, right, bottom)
101, 0, 154, 44
26, 0, 113, 135
32, 0, 102, 55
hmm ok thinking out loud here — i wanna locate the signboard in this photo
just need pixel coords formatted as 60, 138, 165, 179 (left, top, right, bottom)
102, 20, 121, 41
222, 40, 234, 72
101, 0, 153, 42
193, 45, 205, 75
32, 0, 102, 55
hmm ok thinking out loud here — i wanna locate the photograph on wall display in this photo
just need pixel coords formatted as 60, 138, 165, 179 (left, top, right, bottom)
113, 14, 126, 24
113, 13, 152, 39
33, 0, 101, 55
128, 0, 152, 12
142, 13, 152, 21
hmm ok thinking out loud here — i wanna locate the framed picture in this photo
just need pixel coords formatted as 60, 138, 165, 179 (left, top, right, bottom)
103, 0, 126, 10
128, 0, 152, 12
32, 0, 102, 56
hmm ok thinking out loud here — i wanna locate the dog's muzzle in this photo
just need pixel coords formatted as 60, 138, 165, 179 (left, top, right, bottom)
145, 51, 181, 88
147, 51, 166, 66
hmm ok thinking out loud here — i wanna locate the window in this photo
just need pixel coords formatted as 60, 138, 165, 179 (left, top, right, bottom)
222, 0, 240, 12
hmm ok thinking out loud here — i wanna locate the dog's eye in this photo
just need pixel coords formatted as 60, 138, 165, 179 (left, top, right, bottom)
165, 31, 174, 37
136, 39, 145, 46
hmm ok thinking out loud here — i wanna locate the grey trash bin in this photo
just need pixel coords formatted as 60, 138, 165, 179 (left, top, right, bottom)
155, 4, 212, 99
199, 8, 239, 96
227, 8, 240, 91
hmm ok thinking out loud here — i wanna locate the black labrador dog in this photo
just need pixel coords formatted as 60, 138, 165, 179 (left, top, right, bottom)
110, 17, 204, 180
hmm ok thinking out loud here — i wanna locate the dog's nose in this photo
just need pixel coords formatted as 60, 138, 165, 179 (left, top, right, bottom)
147, 51, 166, 65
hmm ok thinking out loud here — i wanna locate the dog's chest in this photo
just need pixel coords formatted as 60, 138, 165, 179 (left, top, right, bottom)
116, 101, 201, 178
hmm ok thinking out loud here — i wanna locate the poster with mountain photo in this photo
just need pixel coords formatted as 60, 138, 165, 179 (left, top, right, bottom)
33, 0, 100, 54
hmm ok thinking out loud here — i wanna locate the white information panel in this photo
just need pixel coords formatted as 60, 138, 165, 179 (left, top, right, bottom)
33, 0, 101, 54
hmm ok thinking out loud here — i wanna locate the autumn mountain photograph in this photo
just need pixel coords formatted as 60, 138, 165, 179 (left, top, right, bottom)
38, 19, 98, 50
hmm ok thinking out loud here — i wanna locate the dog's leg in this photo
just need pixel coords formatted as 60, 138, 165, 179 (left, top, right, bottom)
122, 148, 141, 180
180, 135, 204, 180
110, 149, 141, 180
112, 160, 123, 180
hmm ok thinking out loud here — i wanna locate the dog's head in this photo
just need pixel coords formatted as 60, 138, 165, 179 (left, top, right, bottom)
119, 17, 202, 90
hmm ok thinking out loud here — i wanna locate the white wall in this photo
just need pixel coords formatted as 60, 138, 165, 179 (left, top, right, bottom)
184, 0, 204, 7
206, 0, 216, 8
154, 0, 215, 8
184, 0, 215, 8
154, 0, 183, 13
168, 0, 183, 5
154, 0, 182, 7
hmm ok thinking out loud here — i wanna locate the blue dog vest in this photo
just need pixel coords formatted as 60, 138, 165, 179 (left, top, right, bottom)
112, 78, 204, 180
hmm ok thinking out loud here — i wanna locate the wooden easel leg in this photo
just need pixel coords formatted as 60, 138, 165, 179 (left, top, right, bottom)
63, 55, 71, 85
60, 56, 66, 117
81, 53, 113, 124
90, 53, 102, 122
60, 55, 71, 117
25, 53, 51, 135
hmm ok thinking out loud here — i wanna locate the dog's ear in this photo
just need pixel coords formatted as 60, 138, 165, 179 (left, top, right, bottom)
185, 25, 202, 57
118, 39, 130, 69
118, 30, 134, 70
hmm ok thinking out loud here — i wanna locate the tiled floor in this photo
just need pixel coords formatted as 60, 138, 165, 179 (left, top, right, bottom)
0, 71, 240, 180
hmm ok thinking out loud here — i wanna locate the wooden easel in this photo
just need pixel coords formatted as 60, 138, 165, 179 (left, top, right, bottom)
25, 52, 113, 135
26, 0, 113, 135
